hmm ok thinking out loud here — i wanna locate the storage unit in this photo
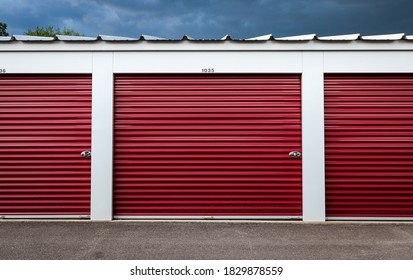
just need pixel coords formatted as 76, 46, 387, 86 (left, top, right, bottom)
0, 75, 92, 217
325, 75, 413, 218
113, 74, 302, 218
1, 33, 413, 221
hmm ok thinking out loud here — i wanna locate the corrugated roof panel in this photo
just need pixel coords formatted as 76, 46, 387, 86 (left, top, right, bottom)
56, 35, 97, 41
317, 34, 360, 41
361, 33, 405, 40
0, 36, 12, 41
13, 35, 55, 41
275, 34, 316, 41
99, 35, 139, 41
140, 34, 167, 40
245, 34, 273, 41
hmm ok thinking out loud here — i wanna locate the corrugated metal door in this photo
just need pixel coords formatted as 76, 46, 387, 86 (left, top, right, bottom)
0, 75, 92, 216
325, 74, 413, 218
114, 74, 302, 217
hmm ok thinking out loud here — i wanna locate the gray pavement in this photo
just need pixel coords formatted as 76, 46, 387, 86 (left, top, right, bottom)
0, 221, 413, 260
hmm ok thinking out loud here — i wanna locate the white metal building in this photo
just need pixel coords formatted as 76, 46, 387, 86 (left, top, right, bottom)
1, 33, 413, 221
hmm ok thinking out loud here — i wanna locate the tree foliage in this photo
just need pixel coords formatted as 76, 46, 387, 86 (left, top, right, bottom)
0, 22, 9, 36
24, 26, 83, 37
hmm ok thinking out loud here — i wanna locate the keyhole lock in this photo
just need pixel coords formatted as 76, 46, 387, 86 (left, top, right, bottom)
289, 151, 302, 158
80, 150, 91, 158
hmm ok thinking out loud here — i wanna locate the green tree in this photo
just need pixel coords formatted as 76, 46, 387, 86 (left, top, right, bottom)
24, 26, 83, 37
0, 22, 9, 36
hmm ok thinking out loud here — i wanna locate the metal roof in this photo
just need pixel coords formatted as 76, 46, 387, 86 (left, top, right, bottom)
1, 33, 413, 42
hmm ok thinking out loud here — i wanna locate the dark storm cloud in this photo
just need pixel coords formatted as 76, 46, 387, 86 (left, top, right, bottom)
1, 0, 413, 38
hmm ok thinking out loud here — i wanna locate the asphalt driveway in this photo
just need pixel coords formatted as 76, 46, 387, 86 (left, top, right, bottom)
0, 221, 412, 260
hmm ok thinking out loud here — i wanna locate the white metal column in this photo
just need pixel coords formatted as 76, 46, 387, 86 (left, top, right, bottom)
91, 52, 114, 220
301, 52, 326, 222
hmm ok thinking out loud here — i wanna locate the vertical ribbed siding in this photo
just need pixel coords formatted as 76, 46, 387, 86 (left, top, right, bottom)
325, 75, 413, 218
0, 75, 92, 215
114, 74, 302, 217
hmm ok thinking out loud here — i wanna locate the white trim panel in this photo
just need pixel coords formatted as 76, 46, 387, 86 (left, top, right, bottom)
301, 52, 326, 222
0, 52, 92, 73
324, 52, 413, 73
114, 52, 302, 73
91, 52, 114, 221
114, 216, 302, 220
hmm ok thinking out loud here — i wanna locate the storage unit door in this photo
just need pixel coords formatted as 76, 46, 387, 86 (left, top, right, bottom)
325, 74, 413, 219
0, 75, 92, 217
114, 74, 302, 217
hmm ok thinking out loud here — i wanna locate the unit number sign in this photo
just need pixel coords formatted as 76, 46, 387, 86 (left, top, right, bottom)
201, 68, 215, 73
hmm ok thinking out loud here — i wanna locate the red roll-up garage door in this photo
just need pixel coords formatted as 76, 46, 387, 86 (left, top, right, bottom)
0, 75, 92, 216
325, 74, 413, 218
114, 74, 302, 217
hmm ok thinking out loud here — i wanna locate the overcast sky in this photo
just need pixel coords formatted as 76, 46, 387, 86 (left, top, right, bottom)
1, 0, 413, 39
